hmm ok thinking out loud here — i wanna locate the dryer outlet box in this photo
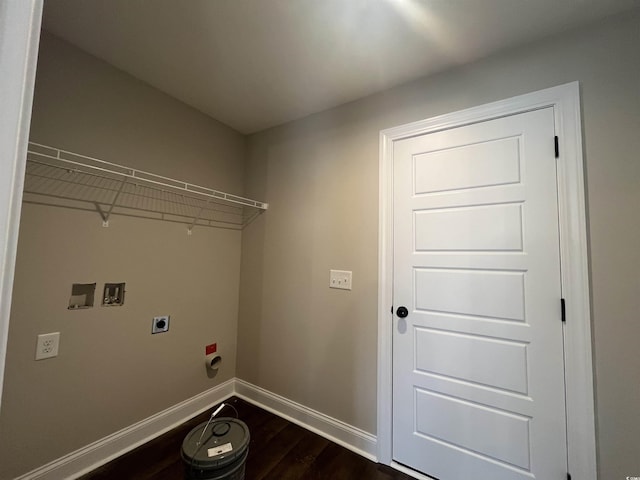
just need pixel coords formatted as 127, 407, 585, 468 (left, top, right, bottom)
152, 315, 170, 334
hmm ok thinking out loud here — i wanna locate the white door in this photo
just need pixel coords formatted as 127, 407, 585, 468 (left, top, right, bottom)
392, 107, 567, 480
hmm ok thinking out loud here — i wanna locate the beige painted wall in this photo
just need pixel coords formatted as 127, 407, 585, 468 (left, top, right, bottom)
2, 11, 638, 480
0, 32, 246, 479
238, 11, 640, 480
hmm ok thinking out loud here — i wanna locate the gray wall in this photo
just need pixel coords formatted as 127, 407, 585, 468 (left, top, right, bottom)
237, 11, 640, 480
0, 32, 246, 479
2, 10, 639, 480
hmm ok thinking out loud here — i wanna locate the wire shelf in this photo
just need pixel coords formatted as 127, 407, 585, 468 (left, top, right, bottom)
24, 142, 268, 231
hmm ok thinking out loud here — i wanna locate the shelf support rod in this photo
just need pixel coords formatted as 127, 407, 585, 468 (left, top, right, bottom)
187, 200, 209, 235
101, 176, 127, 227
94, 203, 108, 225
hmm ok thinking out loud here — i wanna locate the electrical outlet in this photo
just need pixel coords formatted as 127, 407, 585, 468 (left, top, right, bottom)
329, 270, 352, 290
152, 315, 170, 334
35, 332, 60, 360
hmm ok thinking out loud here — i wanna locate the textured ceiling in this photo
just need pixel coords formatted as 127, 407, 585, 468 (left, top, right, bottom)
43, 0, 640, 134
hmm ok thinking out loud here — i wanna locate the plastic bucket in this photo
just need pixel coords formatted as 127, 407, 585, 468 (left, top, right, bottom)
181, 417, 250, 480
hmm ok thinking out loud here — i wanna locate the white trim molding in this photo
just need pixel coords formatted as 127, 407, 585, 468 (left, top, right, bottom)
13, 378, 378, 479
235, 379, 377, 461
0, 0, 43, 416
14, 380, 235, 480
377, 82, 597, 479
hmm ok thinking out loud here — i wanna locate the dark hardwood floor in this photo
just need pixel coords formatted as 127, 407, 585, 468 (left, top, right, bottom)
80, 397, 415, 480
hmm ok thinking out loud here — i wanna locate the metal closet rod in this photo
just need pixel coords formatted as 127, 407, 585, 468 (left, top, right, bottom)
26, 142, 269, 211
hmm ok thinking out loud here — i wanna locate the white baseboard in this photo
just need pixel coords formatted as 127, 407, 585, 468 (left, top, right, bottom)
14, 379, 235, 480
13, 378, 378, 479
234, 378, 377, 461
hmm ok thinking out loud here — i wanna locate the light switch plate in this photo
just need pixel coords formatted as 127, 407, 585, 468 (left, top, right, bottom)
330, 270, 352, 290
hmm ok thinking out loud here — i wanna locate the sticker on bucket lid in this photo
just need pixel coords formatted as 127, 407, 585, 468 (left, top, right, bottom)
208, 442, 233, 457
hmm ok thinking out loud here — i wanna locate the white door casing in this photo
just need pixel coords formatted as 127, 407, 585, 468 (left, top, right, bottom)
392, 107, 565, 479
378, 82, 596, 480
0, 0, 43, 413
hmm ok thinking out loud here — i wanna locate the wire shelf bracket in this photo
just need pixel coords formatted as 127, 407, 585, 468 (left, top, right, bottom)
24, 142, 268, 232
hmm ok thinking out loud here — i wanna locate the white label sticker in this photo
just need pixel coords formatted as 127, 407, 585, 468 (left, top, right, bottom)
208, 442, 233, 457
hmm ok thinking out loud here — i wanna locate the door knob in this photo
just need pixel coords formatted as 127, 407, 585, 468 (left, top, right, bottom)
396, 306, 408, 318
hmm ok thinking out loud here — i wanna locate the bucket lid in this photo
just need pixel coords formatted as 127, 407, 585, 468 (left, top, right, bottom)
182, 417, 250, 469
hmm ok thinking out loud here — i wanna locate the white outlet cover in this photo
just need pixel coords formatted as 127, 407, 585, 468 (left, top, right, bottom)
152, 315, 170, 334
35, 332, 60, 360
329, 270, 352, 290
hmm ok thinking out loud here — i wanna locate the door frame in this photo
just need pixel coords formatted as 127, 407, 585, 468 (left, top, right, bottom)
377, 82, 596, 479
0, 0, 43, 413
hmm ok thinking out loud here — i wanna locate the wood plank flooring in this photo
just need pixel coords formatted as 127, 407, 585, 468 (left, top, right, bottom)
80, 397, 416, 480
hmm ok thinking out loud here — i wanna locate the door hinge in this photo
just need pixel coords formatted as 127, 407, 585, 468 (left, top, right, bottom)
554, 136, 560, 158
391, 306, 394, 315
561, 298, 566, 323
